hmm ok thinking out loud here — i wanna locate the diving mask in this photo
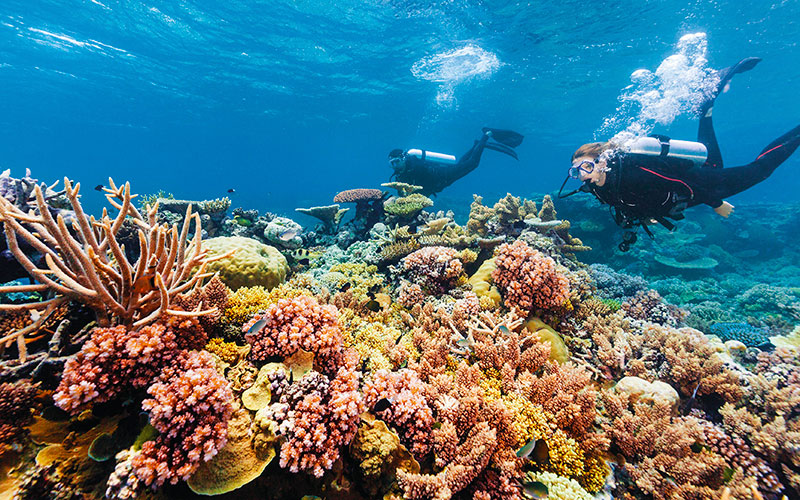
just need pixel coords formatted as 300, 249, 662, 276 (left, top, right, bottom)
568, 160, 597, 180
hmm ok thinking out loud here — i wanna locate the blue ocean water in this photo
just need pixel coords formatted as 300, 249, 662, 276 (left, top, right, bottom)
1, 0, 799, 220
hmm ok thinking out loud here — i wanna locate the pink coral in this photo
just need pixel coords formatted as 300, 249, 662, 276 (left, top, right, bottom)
398, 282, 426, 308
402, 246, 464, 294
492, 240, 569, 313
0, 379, 38, 451
54, 324, 176, 413
132, 350, 234, 487
333, 188, 384, 203
262, 351, 365, 477
364, 368, 434, 456
244, 295, 344, 375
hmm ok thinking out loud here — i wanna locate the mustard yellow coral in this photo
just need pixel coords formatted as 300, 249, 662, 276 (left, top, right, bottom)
344, 321, 403, 372
224, 282, 312, 324
205, 337, 245, 364
327, 262, 385, 300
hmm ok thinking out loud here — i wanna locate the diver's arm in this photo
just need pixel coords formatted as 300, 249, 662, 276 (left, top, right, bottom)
713, 201, 734, 218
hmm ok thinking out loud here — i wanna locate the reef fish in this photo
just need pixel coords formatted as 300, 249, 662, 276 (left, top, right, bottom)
373, 397, 393, 412
279, 228, 300, 241
516, 438, 548, 463
520, 480, 548, 499
248, 318, 267, 335
233, 215, 252, 226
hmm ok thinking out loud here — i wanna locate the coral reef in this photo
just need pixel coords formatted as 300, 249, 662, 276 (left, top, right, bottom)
492, 240, 570, 313
203, 236, 289, 290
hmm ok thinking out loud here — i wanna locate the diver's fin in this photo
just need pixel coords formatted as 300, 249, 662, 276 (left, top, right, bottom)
698, 57, 762, 116
485, 141, 519, 160
482, 128, 524, 148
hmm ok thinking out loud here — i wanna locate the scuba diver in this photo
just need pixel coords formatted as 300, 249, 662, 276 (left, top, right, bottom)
388, 127, 524, 196
560, 57, 800, 251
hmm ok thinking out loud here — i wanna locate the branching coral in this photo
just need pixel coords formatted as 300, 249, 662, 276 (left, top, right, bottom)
401, 246, 465, 295
255, 351, 364, 477
0, 178, 223, 360
132, 350, 234, 488
244, 295, 344, 375
0, 379, 38, 452
364, 368, 434, 456
492, 240, 570, 313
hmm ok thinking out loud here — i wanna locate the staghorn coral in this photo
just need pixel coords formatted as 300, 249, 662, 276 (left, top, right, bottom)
244, 295, 344, 376
364, 368, 434, 457
492, 240, 570, 314
0, 178, 219, 360
132, 349, 234, 488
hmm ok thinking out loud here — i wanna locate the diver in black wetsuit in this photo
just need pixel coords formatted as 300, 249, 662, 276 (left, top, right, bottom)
388, 127, 524, 196
561, 57, 800, 251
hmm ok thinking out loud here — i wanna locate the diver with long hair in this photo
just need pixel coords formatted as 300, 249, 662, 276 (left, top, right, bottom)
561, 57, 800, 251
388, 127, 524, 196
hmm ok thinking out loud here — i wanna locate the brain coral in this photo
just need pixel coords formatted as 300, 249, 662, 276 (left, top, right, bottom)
203, 236, 289, 290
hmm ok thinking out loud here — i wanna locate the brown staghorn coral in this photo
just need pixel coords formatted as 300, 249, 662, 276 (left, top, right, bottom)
0, 178, 227, 360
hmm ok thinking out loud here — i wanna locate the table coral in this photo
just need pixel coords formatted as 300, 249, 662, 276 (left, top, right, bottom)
492, 240, 570, 314
132, 350, 234, 488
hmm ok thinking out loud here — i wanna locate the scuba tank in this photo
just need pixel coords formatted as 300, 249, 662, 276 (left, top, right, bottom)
406, 148, 457, 165
628, 135, 708, 166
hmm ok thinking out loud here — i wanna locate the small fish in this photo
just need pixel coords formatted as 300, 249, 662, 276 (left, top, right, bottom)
399, 359, 408, 369
131, 273, 156, 295
530, 439, 549, 464
395, 332, 405, 345
288, 370, 294, 384
722, 467, 735, 483
369, 284, 382, 294
498, 325, 511, 336
227, 188, 236, 194
365, 299, 381, 312
360, 357, 370, 372
512, 220, 528, 230
516, 439, 537, 458
94, 184, 104, 192
432, 421, 442, 430
690, 441, 709, 453
279, 228, 300, 241
233, 215, 252, 227
340, 283, 351, 293
247, 318, 267, 335
297, 258, 310, 266
407, 226, 417, 234
520, 480, 548, 499
373, 398, 392, 412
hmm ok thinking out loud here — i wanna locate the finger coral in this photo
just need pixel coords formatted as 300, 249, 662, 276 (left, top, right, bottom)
132, 350, 234, 487
364, 368, 434, 457
0, 379, 38, 452
492, 240, 570, 314
401, 246, 465, 294
244, 295, 344, 376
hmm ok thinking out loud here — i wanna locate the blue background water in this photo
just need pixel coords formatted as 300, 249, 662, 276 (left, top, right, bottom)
1, 0, 799, 222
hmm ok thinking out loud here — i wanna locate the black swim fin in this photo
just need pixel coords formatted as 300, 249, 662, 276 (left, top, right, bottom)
485, 141, 519, 160
698, 57, 762, 116
482, 128, 524, 148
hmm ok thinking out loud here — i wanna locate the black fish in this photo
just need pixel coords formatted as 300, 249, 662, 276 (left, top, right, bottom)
360, 357, 370, 372
340, 283, 351, 293
512, 220, 528, 230
373, 398, 392, 412
227, 188, 236, 193
365, 299, 380, 312
369, 284, 382, 294
395, 332, 405, 345
94, 184, 104, 191
297, 258, 310, 266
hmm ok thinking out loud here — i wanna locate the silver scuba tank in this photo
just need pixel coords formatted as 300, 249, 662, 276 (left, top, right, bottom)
406, 148, 457, 165
628, 136, 708, 166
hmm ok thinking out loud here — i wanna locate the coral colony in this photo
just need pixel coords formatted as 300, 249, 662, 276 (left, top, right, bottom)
0, 174, 797, 500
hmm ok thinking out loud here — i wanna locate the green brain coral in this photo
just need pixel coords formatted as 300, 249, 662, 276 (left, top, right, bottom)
203, 236, 289, 290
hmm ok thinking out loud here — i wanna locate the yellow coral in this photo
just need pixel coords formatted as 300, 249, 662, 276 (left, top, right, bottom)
468, 257, 501, 308
327, 262, 385, 300
544, 429, 586, 481
500, 394, 551, 448
224, 282, 312, 325
205, 337, 244, 364
345, 321, 402, 372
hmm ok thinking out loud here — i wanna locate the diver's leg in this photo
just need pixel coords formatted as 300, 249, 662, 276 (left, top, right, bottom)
696, 57, 761, 169
698, 108, 723, 168
705, 124, 800, 200
456, 132, 491, 173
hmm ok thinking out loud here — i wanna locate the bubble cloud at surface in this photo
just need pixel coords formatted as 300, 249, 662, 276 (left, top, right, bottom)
597, 32, 720, 147
411, 44, 501, 108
